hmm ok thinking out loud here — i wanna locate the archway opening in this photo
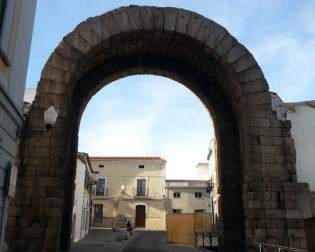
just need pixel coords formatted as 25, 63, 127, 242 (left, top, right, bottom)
75, 75, 214, 240
57, 31, 246, 247
67, 71, 243, 250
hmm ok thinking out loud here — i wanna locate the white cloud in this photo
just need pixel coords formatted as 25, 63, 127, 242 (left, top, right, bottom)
251, 2, 315, 102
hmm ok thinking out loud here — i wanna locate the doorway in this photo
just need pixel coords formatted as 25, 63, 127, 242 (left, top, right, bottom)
135, 205, 146, 228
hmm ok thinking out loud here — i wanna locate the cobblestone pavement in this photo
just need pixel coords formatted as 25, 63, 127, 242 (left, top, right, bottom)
64, 229, 213, 252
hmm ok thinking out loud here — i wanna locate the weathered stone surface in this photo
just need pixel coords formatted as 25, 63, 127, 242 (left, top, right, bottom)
126, 6, 143, 30
224, 43, 249, 64
63, 31, 91, 54
231, 53, 258, 74
41, 65, 71, 83
187, 13, 203, 38
238, 65, 264, 83
140, 6, 154, 30
46, 53, 76, 73
101, 12, 121, 36
164, 7, 177, 32
54, 40, 84, 62
176, 9, 191, 34
195, 18, 213, 44
75, 20, 102, 47
112, 8, 132, 33
89, 15, 111, 40
215, 34, 237, 57
153, 7, 164, 30
205, 22, 227, 50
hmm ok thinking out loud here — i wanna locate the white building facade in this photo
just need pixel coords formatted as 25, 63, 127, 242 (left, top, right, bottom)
72, 153, 94, 242
165, 180, 211, 214
0, 1, 37, 249
207, 137, 219, 225
272, 94, 315, 190
271, 93, 315, 250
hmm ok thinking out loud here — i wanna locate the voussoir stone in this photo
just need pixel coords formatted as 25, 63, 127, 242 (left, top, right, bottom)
63, 31, 91, 55
140, 6, 154, 30
153, 7, 164, 30
176, 9, 191, 34
125, 6, 143, 30
74, 20, 102, 47
112, 8, 132, 33
164, 7, 177, 32
187, 13, 203, 38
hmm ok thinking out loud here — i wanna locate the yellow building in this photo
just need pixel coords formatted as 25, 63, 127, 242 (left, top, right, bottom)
90, 157, 166, 230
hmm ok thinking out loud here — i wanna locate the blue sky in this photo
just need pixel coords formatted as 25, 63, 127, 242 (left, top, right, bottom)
26, 1, 315, 179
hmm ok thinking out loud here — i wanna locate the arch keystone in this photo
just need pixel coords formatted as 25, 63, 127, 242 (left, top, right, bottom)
153, 7, 165, 30
139, 6, 154, 30
125, 5, 143, 31
112, 8, 132, 33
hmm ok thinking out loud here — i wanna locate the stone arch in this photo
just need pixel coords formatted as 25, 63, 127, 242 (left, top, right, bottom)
6, 5, 308, 252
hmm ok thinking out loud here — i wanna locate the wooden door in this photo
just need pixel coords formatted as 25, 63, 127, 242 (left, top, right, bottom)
135, 205, 146, 228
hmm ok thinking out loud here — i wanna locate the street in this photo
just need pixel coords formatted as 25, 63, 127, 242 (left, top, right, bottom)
66, 229, 211, 252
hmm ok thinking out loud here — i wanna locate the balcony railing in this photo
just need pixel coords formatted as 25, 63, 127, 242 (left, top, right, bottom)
94, 187, 109, 197
91, 186, 164, 199
133, 187, 149, 197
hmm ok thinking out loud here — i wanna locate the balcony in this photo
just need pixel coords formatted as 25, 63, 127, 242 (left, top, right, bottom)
133, 187, 148, 198
93, 187, 109, 197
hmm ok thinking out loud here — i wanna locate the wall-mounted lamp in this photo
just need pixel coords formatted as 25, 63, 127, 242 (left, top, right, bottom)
44, 104, 58, 130
121, 184, 125, 195
24, 104, 58, 139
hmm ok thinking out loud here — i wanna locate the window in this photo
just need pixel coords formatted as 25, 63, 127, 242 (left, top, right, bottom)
138, 165, 144, 169
173, 192, 180, 198
94, 204, 103, 222
195, 209, 206, 213
98, 164, 104, 168
172, 209, 182, 214
136, 179, 146, 196
0, 0, 6, 31
195, 192, 202, 198
96, 177, 106, 196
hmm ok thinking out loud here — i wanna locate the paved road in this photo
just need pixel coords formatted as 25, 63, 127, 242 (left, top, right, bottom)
66, 229, 211, 252
123, 231, 207, 252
